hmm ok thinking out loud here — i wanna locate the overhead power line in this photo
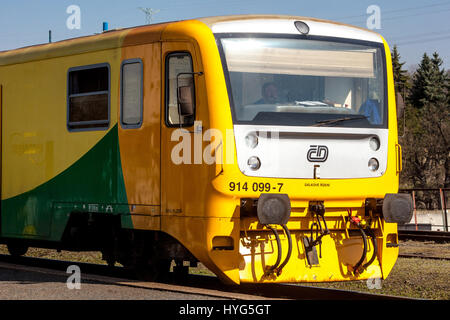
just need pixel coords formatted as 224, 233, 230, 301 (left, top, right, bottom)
395, 34, 450, 46
387, 29, 450, 42
330, 1, 450, 21
341, 7, 450, 26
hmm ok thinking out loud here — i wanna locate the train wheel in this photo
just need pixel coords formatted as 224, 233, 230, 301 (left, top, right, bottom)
101, 250, 116, 267
7, 241, 29, 257
173, 260, 189, 280
134, 258, 171, 281
106, 257, 116, 267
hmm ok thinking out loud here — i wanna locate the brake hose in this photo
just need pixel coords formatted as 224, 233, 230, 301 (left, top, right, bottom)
275, 224, 292, 276
363, 228, 378, 270
352, 222, 368, 274
264, 225, 282, 275
347, 213, 368, 274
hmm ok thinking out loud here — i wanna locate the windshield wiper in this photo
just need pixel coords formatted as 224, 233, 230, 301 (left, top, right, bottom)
313, 115, 368, 127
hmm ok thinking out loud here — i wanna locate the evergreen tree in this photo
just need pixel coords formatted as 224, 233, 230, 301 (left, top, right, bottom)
409, 52, 447, 109
429, 52, 447, 105
400, 52, 449, 191
409, 53, 433, 109
391, 45, 409, 98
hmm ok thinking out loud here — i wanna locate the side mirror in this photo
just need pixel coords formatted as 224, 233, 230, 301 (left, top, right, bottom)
396, 91, 406, 137
178, 84, 194, 117
395, 92, 405, 119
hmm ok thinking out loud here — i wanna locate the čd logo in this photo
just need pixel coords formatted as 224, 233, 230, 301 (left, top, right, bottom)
307, 145, 328, 162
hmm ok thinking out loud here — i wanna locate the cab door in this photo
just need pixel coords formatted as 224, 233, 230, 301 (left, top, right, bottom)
160, 42, 207, 221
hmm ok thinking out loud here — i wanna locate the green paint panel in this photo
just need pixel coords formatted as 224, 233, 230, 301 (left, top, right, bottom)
1, 124, 133, 241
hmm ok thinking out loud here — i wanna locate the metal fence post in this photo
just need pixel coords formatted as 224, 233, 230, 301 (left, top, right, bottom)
440, 189, 448, 232
412, 190, 417, 231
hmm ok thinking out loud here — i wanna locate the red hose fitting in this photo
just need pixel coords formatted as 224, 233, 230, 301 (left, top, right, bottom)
350, 216, 361, 224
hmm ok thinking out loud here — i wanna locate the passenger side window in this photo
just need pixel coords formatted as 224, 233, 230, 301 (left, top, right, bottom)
67, 64, 110, 131
121, 59, 143, 128
165, 52, 195, 127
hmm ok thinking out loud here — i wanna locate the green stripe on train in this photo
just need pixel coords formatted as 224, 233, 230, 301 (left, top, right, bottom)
0, 124, 132, 241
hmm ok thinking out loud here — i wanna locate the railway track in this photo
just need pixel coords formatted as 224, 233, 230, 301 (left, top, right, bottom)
0, 254, 410, 300
398, 230, 450, 243
398, 254, 450, 261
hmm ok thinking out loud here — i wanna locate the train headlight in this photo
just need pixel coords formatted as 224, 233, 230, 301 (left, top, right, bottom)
245, 133, 258, 149
368, 158, 379, 171
369, 137, 380, 151
247, 156, 261, 170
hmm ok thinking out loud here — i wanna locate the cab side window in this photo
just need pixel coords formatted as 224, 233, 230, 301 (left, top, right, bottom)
165, 52, 195, 127
67, 63, 110, 131
121, 59, 143, 128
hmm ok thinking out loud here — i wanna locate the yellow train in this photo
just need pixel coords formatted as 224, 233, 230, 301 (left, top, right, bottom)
0, 15, 412, 284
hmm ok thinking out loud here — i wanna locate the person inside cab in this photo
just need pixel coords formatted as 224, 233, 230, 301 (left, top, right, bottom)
359, 98, 382, 125
254, 82, 279, 104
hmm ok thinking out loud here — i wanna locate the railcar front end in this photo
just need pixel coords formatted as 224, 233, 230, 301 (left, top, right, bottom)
177, 16, 413, 284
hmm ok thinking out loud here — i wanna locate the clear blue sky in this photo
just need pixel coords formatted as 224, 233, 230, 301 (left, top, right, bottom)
1, 0, 449, 70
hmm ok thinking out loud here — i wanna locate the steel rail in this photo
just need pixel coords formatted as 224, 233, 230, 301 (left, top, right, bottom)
398, 230, 450, 243
398, 254, 450, 261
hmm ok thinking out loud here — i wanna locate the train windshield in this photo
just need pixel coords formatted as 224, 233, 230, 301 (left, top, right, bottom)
220, 37, 387, 128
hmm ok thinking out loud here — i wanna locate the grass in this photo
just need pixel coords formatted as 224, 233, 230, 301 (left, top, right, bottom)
0, 245, 106, 265
304, 257, 450, 300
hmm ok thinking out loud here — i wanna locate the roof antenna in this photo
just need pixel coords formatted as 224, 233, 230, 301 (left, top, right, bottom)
138, 7, 160, 24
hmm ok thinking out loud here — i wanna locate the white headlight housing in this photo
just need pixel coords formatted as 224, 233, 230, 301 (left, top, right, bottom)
368, 158, 379, 171
369, 137, 380, 151
245, 133, 258, 149
247, 156, 261, 170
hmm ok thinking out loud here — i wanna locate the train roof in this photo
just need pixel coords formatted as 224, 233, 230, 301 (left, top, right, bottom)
198, 15, 383, 42
0, 15, 384, 66
0, 22, 169, 66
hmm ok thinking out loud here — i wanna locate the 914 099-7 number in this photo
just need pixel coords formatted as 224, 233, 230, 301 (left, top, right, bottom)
229, 182, 284, 192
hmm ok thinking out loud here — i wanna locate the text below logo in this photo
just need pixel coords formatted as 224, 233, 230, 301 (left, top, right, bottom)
307, 145, 328, 162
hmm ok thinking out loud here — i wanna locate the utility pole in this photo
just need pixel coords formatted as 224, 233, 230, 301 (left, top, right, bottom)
138, 7, 160, 24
